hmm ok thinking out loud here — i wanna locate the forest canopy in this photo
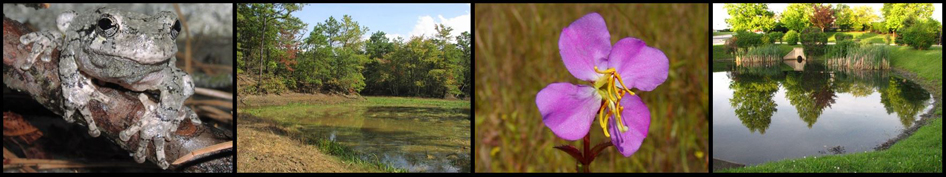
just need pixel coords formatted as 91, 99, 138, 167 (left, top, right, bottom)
237, 3, 472, 99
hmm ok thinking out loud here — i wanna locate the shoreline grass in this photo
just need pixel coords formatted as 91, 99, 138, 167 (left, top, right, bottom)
888, 46, 943, 86
720, 118, 942, 172
735, 45, 781, 67
827, 45, 890, 70
312, 138, 408, 173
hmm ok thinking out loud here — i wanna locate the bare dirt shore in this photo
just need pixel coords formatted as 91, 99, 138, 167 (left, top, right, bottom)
237, 114, 373, 172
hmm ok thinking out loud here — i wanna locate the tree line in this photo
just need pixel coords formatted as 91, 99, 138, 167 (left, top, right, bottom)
237, 3, 471, 99
724, 3, 938, 36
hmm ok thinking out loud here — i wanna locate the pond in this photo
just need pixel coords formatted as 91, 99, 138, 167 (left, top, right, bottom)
251, 104, 471, 172
712, 61, 934, 166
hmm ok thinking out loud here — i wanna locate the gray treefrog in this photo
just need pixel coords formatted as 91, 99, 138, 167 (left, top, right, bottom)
18, 7, 200, 169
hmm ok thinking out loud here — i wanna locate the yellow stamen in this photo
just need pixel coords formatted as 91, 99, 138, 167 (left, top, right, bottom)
607, 76, 617, 101
593, 67, 616, 74
611, 70, 636, 96
616, 106, 628, 132
598, 101, 609, 138
592, 66, 633, 134
602, 111, 613, 137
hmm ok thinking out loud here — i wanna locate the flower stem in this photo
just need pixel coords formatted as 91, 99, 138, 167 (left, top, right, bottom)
557, 133, 613, 173
580, 134, 591, 172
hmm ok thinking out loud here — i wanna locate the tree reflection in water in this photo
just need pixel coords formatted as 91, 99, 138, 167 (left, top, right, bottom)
879, 78, 931, 128
728, 71, 781, 134
782, 66, 836, 128
727, 61, 931, 132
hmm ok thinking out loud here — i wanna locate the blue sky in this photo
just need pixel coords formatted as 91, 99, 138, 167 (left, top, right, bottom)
293, 3, 471, 42
713, 3, 943, 30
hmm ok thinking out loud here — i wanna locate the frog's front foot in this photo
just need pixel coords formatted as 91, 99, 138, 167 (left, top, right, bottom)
18, 31, 60, 70
59, 54, 106, 137
119, 94, 181, 169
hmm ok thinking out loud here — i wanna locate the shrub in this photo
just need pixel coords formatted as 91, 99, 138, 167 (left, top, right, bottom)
871, 22, 888, 33
858, 38, 873, 46
734, 31, 764, 48
784, 30, 800, 45
261, 74, 288, 94
724, 36, 740, 55
801, 27, 828, 56
834, 33, 854, 42
768, 32, 784, 44
901, 19, 941, 50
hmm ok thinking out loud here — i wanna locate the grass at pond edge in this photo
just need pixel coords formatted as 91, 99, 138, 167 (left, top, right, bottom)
719, 118, 942, 173
888, 46, 943, 86
312, 138, 409, 173
717, 46, 943, 173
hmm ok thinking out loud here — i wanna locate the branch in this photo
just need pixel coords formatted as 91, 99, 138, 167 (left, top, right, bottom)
3, 17, 232, 172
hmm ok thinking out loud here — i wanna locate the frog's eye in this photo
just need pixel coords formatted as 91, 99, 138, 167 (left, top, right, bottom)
97, 15, 119, 37
170, 20, 181, 39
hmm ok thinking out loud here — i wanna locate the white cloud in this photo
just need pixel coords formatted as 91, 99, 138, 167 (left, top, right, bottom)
407, 12, 471, 42
409, 15, 438, 38
385, 33, 404, 41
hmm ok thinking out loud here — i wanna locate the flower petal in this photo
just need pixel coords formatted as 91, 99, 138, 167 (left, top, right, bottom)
609, 94, 650, 157
536, 82, 602, 141
559, 12, 612, 81
607, 37, 669, 91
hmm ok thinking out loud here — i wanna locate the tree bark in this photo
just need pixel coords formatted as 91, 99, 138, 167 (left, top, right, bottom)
3, 17, 232, 172
258, 17, 266, 94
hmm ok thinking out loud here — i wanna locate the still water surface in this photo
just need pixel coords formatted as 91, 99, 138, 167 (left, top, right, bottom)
712, 61, 933, 165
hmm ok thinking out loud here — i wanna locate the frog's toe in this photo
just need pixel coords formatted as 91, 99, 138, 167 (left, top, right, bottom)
87, 124, 100, 137
18, 37, 43, 69
18, 47, 40, 70
62, 109, 77, 123
133, 137, 149, 163
186, 107, 202, 125
40, 47, 54, 62
120, 122, 142, 142
154, 136, 170, 169
78, 107, 100, 137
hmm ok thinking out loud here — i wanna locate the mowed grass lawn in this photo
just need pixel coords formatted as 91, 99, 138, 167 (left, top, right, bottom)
825, 31, 891, 44
713, 31, 733, 36
720, 118, 942, 173
888, 46, 943, 86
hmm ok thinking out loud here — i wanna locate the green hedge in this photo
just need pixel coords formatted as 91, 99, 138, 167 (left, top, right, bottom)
784, 30, 800, 45
901, 19, 941, 50
768, 32, 784, 44
734, 31, 764, 48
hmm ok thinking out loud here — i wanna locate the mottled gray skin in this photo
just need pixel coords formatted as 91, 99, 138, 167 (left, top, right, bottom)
18, 7, 200, 169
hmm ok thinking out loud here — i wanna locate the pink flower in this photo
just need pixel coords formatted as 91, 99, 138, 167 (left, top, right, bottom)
536, 13, 668, 157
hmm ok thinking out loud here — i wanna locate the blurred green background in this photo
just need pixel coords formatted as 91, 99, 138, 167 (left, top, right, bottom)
474, 4, 709, 172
